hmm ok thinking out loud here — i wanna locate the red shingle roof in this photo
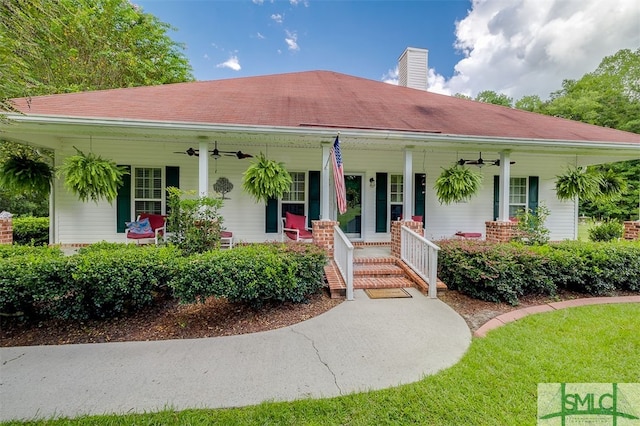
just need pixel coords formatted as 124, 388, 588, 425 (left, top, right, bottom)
9, 70, 640, 144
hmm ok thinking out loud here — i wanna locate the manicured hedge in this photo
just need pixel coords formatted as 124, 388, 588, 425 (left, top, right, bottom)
170, 243, 327, 307
0, 242, 327, 320
12, 216, 49, 245
438, 239, 640, 305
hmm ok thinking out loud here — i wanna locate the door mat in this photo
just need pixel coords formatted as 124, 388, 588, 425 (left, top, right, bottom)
364, 288, 412, 299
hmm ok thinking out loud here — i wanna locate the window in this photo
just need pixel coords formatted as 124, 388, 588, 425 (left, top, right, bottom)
390, 174, 403, 221
281, 172, 305, 217
134, 167, 163, 217
509, 177, 528, 218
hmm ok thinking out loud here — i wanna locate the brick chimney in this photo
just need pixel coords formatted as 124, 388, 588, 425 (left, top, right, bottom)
398, 47, 429, 91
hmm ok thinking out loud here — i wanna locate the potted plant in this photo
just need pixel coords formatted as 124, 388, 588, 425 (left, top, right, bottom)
554, 166, 602, 201
0, 152, 54, 196
242, 153, 292, 203
58, 147, 128, 203
434, 164, 483, 204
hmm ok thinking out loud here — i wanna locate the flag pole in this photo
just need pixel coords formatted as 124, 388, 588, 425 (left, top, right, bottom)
324, 132, 340, 170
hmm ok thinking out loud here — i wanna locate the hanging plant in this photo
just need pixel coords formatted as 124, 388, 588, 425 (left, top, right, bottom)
434, 164, 483, 204
242, 153, 292, 203
554, 167, 602, 201
0, 152, 54, 196
596, 169, 626, 201
58, 147, 128, 203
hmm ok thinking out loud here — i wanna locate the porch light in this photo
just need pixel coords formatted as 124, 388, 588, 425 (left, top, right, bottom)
369, 177, 375, 188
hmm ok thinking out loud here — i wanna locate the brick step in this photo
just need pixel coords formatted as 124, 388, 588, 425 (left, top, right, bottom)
353, 263, 405, 278
354, 276, 414, 289
353, 256, 397, 265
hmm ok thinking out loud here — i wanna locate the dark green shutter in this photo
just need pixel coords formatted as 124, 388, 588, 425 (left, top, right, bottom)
265, 197, 278, 233
528, 176, 539, 213
166, 166, 179, 190
414, 173, 426, 226
116, 165, 132, 233
375, 173, 388, 232
308, 171, 320, 227
493, 175, 500, 221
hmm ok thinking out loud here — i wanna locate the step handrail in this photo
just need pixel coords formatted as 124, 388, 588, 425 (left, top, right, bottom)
400, 225, 440, 298
333, 225, 354, 300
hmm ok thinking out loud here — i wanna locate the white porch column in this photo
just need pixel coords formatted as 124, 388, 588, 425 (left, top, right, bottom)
320, 142, 331, 220
403, 147, 413, 221
198, 140, 209, 196
498, 151, 511, 221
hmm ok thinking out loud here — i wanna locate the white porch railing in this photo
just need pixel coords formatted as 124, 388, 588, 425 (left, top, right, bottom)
401, 225, 440, 298
333, 225, 354, 301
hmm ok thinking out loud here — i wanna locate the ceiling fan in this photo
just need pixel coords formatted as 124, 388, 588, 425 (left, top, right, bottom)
457, 152, 515, 168
174, 141, 253, 159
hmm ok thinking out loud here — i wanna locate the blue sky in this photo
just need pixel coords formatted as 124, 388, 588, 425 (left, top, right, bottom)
136, 0, 639, 100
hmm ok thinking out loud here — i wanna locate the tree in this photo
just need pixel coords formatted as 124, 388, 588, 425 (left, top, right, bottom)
475, 90, 513, 107
514, 95, 543, 112
0, 0, 193, 102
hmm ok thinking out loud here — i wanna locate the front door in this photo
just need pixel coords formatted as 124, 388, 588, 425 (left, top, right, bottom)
338, 174, 362, 239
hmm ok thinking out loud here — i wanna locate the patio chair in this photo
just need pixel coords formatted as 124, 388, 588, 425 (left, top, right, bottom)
125, 213, 167, 245
281, 212, 313, 242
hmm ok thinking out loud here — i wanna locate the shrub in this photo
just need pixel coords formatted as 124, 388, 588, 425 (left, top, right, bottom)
588, 220, 624, 242
437, 239, 640, 305
68, 245, 182, 319
171, 243, 327, 307
512, 203, 550, 245
12, 216, 49, 245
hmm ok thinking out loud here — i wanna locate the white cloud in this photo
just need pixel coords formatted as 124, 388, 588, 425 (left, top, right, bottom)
271, 13, 283, 24
427, 0, 640, 100
216, 55, 241, 71
256, 32, 265, 39
285, 30, 299, 52
252, 0, 264, 4
290, 0, 309, 6
382, 66, 398, 85
203, 53, 209, 60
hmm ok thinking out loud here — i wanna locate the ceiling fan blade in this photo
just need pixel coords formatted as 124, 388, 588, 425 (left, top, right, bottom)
174, 148, 198, 156
236, 151, 253, 159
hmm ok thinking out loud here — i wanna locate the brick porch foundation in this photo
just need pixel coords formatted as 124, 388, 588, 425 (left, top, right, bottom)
390, 220, 423, 257
0, 212, 13, 245
623, 221, 640, 241
485, 220, 518, 243
312, 220, 339, 256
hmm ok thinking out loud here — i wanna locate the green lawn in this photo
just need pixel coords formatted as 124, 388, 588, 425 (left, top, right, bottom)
7, 303, 639, 426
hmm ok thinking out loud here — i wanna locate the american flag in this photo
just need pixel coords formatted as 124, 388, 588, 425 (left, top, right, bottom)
331, 135, 347, 214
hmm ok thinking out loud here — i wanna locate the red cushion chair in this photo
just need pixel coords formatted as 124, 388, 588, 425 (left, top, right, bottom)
126, 213, 167, 245
282, 212, 313, 242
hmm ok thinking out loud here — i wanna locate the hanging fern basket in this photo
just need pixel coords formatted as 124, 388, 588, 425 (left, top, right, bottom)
242, 153, 292, 204
58, 147, 128, 203
554, 167, 602, 201
434, 165, 483, 205
0, 152, 54, 196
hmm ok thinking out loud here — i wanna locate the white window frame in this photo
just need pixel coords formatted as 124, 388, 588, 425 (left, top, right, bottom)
390, 174, 403, 221
132, 166, 165, 218
281, 171, 307, 217
509, 177, 528, 218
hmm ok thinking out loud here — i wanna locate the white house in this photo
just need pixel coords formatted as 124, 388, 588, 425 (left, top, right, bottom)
2, 48, 639, 246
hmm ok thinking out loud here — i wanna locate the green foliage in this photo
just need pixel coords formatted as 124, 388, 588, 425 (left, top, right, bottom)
474, 90, 513, 107
0, 152, 54, 196
58, 147, 128, 203
434, 165, 483, 204
0, 0, 193, 102
512, 203, 550, 245
242, 153, 293, 203
166, 187, 224, 255
588, 220, 624, 242
514, 94, 543, 112
581, 160, 640, 221
554, 167, 602, 201
170, 243, 327, 308
437, 239, 640, 304
0, 244, 181, 319
0, 142, 51, 216
12, 216, 49, 245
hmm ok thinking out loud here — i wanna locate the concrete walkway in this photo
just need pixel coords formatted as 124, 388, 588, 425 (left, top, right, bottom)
0, 288, 471, 422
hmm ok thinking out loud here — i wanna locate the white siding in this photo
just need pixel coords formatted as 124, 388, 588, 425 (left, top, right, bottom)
398, 47, 428, 91
52, 139, 582, 245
